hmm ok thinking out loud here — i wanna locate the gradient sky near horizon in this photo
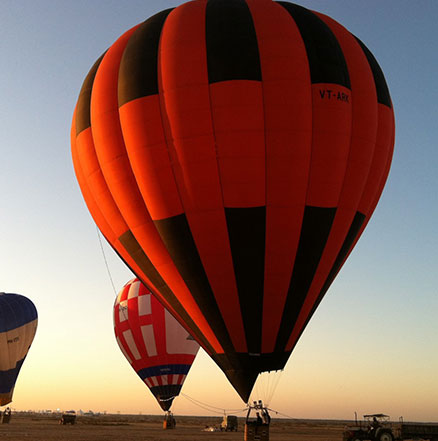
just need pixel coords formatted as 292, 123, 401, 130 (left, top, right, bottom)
0, 0, 437, 422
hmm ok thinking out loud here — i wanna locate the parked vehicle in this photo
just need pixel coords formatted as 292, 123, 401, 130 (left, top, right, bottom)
343, 414, 394, 441
343, 413, 438, 441
221, 415, 238, 432
59, 410, 76, 425
398, 421, 438, 441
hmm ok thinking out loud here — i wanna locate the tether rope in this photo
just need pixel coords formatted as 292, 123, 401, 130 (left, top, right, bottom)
265, 407, 298, 420
181, 393, 247, 415
96, 226, 117, 296
181, 393, 295, 420
250, 370, 284, 407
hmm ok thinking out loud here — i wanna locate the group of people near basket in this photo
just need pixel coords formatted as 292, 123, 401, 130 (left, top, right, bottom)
254, 400, 271, 425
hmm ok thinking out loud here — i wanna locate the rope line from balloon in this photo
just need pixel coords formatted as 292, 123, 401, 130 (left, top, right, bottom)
265, 407, 298, 420
250, 370, 284, 407
182, 393, 297, 420
181, 393, 247, 415
96, 227, 117, 296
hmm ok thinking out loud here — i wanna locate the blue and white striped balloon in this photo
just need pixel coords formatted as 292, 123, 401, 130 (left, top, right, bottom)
0, 293, 37, 406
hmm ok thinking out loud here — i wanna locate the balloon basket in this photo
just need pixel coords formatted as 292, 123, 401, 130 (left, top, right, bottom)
1, 408, 11, 424
163, 411, 176, 430
244, 401, 270, 441
244, 422, 269, 441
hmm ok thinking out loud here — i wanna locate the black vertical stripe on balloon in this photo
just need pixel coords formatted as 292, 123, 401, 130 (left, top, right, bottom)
118, 229, 216, 355
318, 211, 366, 304
285, 211, 366, 353
206, 0, 262, 83
354, 36, 392, 108
118, 9, 174, 106
225, 207, 265, 355
310, 211, 366, 321
153, 214, 235, 354
120, 230, 173, 293
274, 206, 336, 352
276, 2, 350, 88
75, 54, 105, 135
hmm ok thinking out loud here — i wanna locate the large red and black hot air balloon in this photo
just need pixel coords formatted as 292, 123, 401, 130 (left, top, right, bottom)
114, 278, 200, 411
72, 0, 395, 403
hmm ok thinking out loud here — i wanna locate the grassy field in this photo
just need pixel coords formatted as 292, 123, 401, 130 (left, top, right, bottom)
0, 413, 348, 440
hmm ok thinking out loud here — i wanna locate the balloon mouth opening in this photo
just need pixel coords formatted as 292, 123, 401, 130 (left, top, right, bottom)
213, 352, 289, 402
158, 397, 175, 412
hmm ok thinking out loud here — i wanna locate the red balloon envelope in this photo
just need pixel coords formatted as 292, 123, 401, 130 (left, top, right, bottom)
113, 278, 199, 411
72, 0, 395, 402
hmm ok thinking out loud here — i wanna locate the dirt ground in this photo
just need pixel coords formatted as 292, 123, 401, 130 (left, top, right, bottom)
0, 413, 347, 441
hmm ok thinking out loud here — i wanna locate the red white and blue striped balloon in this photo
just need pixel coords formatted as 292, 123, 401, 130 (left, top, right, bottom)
0, 293, 38, 406
113, 279, 199, 411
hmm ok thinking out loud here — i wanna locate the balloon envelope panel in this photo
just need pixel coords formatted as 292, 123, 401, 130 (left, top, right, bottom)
73, 0, 395, 402
113, 279, 199, 411
0, 293, 38, 405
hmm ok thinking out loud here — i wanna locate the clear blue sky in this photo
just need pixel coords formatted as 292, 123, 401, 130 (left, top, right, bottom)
0, 0, 437, 421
